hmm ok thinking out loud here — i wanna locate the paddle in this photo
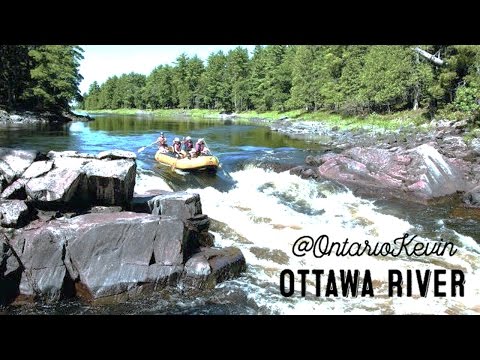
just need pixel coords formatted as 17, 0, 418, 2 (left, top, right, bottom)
203, 140, 213, 156
137, 141, 157, 153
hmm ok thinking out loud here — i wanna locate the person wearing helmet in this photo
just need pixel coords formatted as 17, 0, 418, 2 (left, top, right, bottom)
172, 137, 183, 158
183, 136, 194, 152
156, 132, 169, 153
191, 138, 210, 158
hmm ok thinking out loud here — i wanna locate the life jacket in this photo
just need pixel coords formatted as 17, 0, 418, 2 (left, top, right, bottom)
195, 142, 204, 153
173, 142, 182, 152
184, 140, 193, 151
159, 136, 167, 146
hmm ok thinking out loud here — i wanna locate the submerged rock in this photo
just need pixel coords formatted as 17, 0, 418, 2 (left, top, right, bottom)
180, 247, 246, 291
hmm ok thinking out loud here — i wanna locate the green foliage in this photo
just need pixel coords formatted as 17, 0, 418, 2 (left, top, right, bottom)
454, 85, 480, 113
80, 45, 480, 127
0, 45, 83, 112
27, 45, 84, 111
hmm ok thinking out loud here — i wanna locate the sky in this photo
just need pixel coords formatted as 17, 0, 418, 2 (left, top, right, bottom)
78, 45, 256, 94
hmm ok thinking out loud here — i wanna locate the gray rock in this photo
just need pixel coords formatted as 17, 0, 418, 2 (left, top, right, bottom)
97, 150, 137, 160
66, 212, 195, 300
89, 206, 123, 213
148, 191, 202, 219
14, 150, 137, 210
1, 233, 22, 284
471, 138, 480, 156
0, 200, 31, 228
82, 158, 136, 207
1, 178, 27, 199
25, 167, 85, 206
181, 247, 246, 290
290, 166, 318, 179
130, 194, 156, 213
463, 185, 480, 208
183, 214, 212, 252
152, 217, 189, 266
47, 150, 96, 159
0, 148, 40, 183
22, 160, 54, 179
10, 219, 75, 301
305, 155, 325, 166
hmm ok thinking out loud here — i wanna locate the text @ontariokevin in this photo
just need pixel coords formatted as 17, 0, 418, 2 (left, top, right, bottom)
279, 233, 465, 298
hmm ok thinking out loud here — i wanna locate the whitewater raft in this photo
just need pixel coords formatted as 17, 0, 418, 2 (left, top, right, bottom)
155, 150, 220, 172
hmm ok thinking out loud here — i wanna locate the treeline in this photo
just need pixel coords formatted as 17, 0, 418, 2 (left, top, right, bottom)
80, 45, 480, 117
0, 45, 83, 112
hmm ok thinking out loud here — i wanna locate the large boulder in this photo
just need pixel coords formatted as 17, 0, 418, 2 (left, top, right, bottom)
0, 148, 40, 184
316, 143, 466, 202
66, 212, 193, 300
25, 167, 86, 208
82, 158, 136, 207
21, 151, 136, 209
8, 219, 76, 302
8, 211, 199, 302
148, 191, 202, 219
180, 247, 246, 290
0, 200, 32, 228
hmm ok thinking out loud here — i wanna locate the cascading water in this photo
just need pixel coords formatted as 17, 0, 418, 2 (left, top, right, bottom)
135, 164, 480, 315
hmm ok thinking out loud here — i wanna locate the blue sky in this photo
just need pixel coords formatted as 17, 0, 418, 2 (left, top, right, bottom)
79, 45, 256, 94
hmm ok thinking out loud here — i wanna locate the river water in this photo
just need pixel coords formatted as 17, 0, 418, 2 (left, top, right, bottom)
2, 114, 479, 314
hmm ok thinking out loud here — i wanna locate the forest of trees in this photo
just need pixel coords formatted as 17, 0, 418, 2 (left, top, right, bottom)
0, 45, 84, 113
80, 45, 480, 118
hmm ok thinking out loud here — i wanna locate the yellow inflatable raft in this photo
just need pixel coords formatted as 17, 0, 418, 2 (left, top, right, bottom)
155, 150, 220, 172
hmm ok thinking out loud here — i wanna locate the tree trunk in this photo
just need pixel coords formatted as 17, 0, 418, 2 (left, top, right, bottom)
413, 84, 419, 111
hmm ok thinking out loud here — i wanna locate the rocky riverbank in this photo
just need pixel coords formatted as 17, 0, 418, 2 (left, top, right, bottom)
0, 109, 93, 125
0, 148, 245, 306
262, 117, 480, 208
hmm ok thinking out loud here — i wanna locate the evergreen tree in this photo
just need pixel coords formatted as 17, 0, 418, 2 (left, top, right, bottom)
26, 45, 84, 111
359, 46, 414, 112
225, 47, 250, 112
0, 45, 31, 110
199, 51, 228, 110
288, 46, 323, 111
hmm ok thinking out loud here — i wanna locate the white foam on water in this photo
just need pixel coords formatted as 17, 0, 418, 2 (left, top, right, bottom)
187, 166, 480, 314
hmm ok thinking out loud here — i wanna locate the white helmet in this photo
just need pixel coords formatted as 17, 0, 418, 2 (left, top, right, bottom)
185, 136, 191, 141
174, 137, 180, 142
198, 138, 204, 143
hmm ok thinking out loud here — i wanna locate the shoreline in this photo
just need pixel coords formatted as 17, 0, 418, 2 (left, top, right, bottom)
0, 109, 93, 125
